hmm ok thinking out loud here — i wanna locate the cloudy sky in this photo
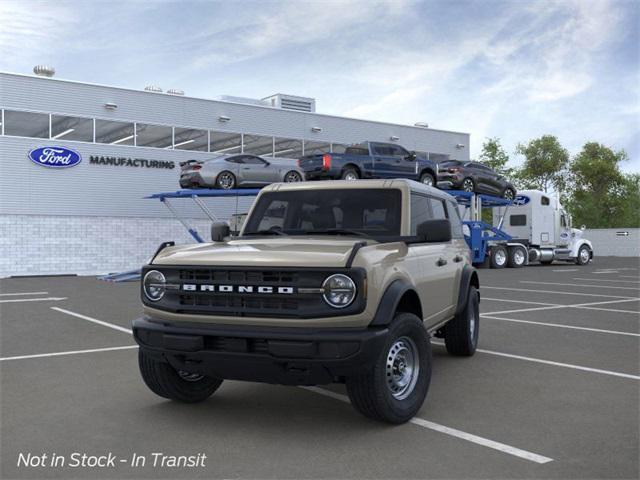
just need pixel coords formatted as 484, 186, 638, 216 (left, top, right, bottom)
1, 0, 638, 171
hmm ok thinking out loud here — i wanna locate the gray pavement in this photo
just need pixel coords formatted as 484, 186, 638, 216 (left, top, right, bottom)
1, 257, 638, 479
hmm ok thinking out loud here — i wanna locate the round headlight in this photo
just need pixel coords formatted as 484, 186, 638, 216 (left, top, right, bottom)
322, 274, 356, 308
143, 270, 166, 302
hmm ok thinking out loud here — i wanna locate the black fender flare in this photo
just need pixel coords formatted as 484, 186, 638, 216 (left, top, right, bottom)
456, 265, 480, 315
370, 279, 417, 326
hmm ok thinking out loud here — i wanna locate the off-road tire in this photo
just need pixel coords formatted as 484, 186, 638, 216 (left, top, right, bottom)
490, 245, 508, 269
341, 167, 359, 181
444, 286, 479, 356
576, 245, 591, 266
346, 313, 431, 424
138, 349, 223, 403
507, 245, 527, 268
216, 171, 236, 189
419, 172, 435, 187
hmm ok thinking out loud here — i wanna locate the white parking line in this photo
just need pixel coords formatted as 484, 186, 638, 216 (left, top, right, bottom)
457, 346, 640, 381
573, 278, 640, 284
552, 269, 579, 272
51, 307, 132, 334
483, 286, 638, 299
0, 291, 49, 296
483, 297, 557, 307
482, 315, 640, 337
301, 387, 553, 464
520, 281, 640, 291
621, 275, 640, 279
0, 297, 67, 304
0, 345, 137, 362
481, 298, 640, 316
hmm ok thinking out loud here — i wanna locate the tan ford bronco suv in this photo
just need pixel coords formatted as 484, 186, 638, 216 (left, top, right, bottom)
133, 179, 479, 423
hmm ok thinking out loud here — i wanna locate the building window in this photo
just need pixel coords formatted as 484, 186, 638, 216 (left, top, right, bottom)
210, 131, 242, 154
274, 137, 303, 158
173, 127, 208, 151
135, 123, 173, 148
3, 110, 49, 138
95, 119, 135, 145
50, 114, 93, 142
243, 134, 273, 156
303, 140, 331, 155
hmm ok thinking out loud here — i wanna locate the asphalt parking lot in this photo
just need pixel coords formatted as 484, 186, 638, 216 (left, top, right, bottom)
1, 257, 638, 479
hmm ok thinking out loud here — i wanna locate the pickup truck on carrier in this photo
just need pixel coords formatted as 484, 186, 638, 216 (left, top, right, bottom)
298, 141, 439, 187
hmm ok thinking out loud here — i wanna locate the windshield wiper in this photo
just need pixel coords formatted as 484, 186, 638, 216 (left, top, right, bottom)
302, 228, 370, 237
244, 229, 287, 236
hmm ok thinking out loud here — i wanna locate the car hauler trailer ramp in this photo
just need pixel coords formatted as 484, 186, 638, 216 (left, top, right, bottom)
99, 188, 261, 282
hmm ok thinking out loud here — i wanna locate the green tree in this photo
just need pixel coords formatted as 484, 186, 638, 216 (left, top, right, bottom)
479, 137, 513, 176
516, 135, 569, 193
565, 142, 638, 228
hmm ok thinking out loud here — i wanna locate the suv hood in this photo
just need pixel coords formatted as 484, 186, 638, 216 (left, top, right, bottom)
152, 237, 368, 268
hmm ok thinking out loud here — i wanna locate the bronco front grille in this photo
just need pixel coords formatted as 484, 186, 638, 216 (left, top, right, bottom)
142, 266, 366, 319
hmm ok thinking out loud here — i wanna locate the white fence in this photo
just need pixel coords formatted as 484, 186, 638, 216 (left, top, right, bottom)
584, 228, 640, 257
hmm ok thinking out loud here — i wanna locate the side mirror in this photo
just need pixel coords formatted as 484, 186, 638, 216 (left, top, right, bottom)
416, 219, 452, 243
211, 222, 230, 242
581, 224, 586, 231
407, 151, 417, 161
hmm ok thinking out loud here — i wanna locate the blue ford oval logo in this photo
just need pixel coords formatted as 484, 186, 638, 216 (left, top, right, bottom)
28, 146, 82, 168
513, 195, 530, 206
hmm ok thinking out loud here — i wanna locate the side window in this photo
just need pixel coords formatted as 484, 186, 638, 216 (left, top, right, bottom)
390, 145, 410, 158
410, 194, 432, 235
226, 156, 244, 164
429, 198, 447, 220
541, 196, 550, 206
242, 156, 266, 165
510, 215, 527, 226
446, 201, 464, 239
561, 214, 567, 227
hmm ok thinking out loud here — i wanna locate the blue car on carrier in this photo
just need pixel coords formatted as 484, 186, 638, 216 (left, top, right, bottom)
298, 141, 439, 186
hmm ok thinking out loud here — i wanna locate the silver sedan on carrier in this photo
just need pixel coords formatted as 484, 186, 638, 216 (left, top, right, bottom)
179, 154, 304, 189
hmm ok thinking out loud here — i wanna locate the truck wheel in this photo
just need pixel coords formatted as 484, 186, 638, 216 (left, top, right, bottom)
576, 245, 591, 265
216, 171, 236, 189
419, 172, 435, 187
507, 246, 526, 268
341, 168, 359, 181
490, 245, 507, 269
346, 313, 431, 424
138, 349, 223, 403
444, 286, 479, 356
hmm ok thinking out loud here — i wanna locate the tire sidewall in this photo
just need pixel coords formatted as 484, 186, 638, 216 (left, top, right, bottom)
342, 168, 359, 181
216, 171, 236, 189
420, 172, 435, 186
491, 245, 507, 268
374, 313, 431, 422
577, 245, 590, 265
284, 170, 302, 182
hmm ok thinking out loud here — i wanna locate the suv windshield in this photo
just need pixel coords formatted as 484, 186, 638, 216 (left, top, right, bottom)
243, 189, 402, 238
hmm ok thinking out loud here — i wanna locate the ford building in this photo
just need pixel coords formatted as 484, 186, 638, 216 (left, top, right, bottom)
0, 68, 470, 277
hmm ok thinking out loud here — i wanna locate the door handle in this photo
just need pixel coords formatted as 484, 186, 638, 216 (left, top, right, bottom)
453, 255, 464, 263
437, 258, 448, 267
242, 167, 251, 170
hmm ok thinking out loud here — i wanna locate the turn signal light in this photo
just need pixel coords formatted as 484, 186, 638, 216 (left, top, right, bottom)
448, 167, 460, 173
322, 154, 332, 171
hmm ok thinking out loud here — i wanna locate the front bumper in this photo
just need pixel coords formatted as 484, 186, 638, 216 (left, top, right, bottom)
132, 316, 389, 385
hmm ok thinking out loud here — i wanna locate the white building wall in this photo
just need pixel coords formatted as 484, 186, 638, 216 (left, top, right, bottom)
0, 215, 218, 277
584, 228, 640, 257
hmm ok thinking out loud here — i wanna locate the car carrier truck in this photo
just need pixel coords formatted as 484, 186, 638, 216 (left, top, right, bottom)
489, 189, 594, 267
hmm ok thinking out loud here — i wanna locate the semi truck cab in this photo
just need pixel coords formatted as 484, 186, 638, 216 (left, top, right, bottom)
493, 190, 593, 265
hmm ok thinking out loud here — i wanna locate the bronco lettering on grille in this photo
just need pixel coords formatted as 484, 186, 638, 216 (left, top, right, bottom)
182, 284, 295, 294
